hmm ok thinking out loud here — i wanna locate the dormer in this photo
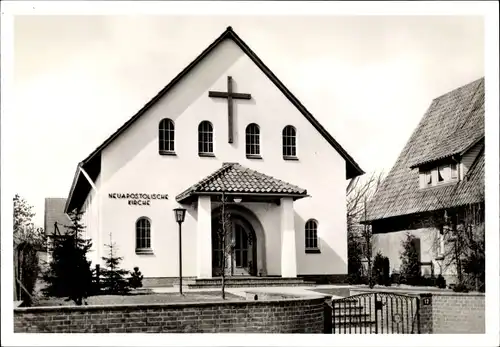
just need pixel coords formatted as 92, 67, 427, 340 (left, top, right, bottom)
419, 161, 459, 189
415, 137, 484, 189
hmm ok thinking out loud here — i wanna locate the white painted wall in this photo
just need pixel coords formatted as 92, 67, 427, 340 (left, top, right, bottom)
373, 228, 457, 282
84, 39, 349, 278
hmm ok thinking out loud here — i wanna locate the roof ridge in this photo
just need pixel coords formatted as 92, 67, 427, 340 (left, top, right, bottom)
183, 163, 236, 196
431, 77, 484, 103
76, 26, 362, 175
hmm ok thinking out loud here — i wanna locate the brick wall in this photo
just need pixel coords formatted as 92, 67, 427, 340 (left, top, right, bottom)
14, 296, 326, 333
349, 287, 485, 334
429, 292, 485, 333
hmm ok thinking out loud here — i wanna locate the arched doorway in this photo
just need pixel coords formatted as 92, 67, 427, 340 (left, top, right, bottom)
211, 214, 257, 277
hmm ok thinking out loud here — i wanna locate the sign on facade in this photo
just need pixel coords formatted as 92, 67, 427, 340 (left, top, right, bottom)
108, 193, 169, 206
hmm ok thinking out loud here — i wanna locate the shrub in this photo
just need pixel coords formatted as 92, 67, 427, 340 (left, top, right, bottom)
452, 282, 469, 293
382, 257, 391, 286
419, 275, 436, 287
436, 274, 447, 289
372, 252, 384, 285
372, 252, 391, 286
399, 233, 421, 285
391, 271, 401, 285
129, 267, 144, 289
347, 232, 365, 284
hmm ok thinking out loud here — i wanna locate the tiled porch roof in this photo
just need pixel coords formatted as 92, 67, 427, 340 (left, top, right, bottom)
176, 163, 308, 203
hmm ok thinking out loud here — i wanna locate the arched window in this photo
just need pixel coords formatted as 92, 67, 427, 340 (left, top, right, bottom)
245, 123, 260, 157
282, 125, 297, 159
159, 118, 175, 154
198, 121, 214, 156
136, 217, 151, 252
305, 219, 319, 252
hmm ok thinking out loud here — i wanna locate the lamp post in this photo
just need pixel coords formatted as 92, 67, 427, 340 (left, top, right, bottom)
174, 207, 186, 295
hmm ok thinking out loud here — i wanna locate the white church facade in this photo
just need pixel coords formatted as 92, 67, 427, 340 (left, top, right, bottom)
64, 27, 363, 284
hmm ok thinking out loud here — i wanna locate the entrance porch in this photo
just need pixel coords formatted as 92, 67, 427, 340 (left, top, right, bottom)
211, 209, 259, 277
185, 276, 316, 289
175, 162, 309, 280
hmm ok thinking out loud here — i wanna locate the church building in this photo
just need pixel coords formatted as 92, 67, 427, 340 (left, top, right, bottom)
63, 27, 364, 285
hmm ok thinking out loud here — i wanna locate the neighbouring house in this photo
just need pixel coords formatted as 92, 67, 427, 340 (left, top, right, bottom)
44, 197, 71, 265
58, 26, 363, 286
361, 77, 485, 285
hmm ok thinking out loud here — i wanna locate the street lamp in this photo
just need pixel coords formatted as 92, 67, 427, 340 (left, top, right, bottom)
174, 207, 186, 295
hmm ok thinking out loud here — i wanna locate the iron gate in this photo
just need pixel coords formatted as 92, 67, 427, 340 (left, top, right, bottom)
331, 292, 420, 334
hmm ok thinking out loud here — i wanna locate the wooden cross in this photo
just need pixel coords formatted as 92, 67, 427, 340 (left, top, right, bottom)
208, 76, 252, 143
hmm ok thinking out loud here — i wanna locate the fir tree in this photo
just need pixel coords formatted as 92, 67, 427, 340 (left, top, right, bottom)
42, 210, 93, 305
100, 233, 131, 295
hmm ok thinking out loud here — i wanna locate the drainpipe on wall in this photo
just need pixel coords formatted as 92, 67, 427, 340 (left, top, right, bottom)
79, 164, 101, 266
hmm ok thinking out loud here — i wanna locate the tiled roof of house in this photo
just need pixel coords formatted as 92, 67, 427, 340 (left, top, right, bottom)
176, 162, 308, 202
363, 77, 485, 222
409, 78, 484, 168
44, 198, 71, 236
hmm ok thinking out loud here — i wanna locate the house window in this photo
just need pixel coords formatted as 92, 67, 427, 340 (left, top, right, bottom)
282, 125, 297, 159
136, 217, 151, 252
305, 219, 319, 253
198, 121, 214, 156
450, 163, 458, 179
159, 118, 175, 154
245, 123, 260, 157
425, 171, 432, 186
437, 165, 450, 182
438, 164, 458, 183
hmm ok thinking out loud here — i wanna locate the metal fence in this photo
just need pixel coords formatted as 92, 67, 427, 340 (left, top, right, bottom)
331, 292, 420, 334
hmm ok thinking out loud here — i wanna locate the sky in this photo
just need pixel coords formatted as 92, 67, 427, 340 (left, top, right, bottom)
11, 15, 484, 227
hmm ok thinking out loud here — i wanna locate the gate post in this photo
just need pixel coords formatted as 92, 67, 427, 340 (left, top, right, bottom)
374, 293, 378, 334
323, 300, 333, 334
418, 293, 433, 333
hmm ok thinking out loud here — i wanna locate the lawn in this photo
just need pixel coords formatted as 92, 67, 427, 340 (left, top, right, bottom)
34, 291, 244, 307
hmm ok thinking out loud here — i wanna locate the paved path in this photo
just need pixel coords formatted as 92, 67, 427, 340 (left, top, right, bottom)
149, 284, 346, 299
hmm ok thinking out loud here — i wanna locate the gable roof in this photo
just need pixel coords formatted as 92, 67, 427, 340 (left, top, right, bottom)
409, 78, 485, 168
176, 162, 308, 203
65, 26, 363, 213
45, 198, 71, 236
363, 77, 485, 223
